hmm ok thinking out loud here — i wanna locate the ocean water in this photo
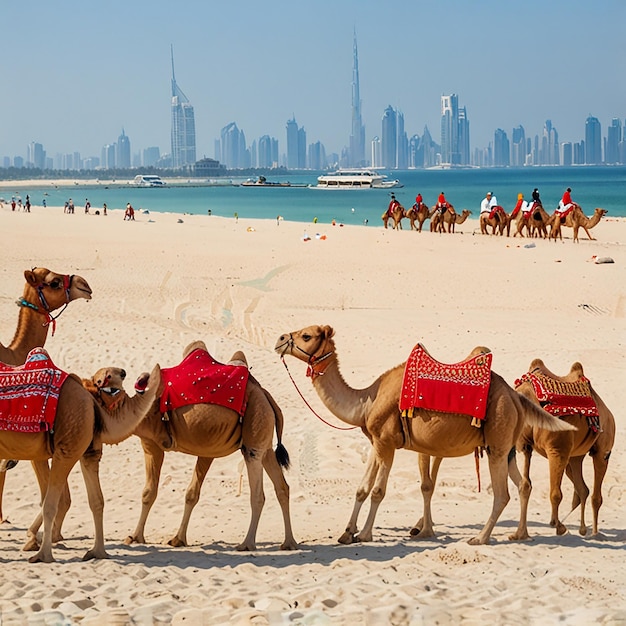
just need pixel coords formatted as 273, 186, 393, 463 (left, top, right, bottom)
12, 166, 626, 225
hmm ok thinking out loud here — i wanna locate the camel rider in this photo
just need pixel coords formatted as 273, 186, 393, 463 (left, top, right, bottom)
511, 193, 524, 219
557, 187, 574, 214
415, 193, 423, 209
532, 188, 541, 206
387, 193, 398, 217
437, 192, 450, 216
480, 191, 498, 216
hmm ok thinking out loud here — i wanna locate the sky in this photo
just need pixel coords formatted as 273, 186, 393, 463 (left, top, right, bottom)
1, 0, 625, 161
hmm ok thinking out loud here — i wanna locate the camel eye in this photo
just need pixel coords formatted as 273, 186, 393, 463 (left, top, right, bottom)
302, 334, 311, 341
48, 278, 62, 289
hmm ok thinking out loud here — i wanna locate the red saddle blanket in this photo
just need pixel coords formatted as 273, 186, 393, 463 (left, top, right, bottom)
488, 206, 505, 220
0, 348, 69, 433
399, 344, 492, 420
160, 348, 249, 415
515, 370, 600, 431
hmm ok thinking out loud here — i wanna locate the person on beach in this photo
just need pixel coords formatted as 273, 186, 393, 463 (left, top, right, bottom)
436, 191, 449, 212
511, 193, 525, 219
124, 203, 135, 220
11, 198, 16, 211
531, 188, 541, 206
557, 187, 574, 214
103, 203, 107, 216
85, 198, 91, 214
68, 198, 75, 214
24, 196, 31, 212
387, 193, 399, 217
42, 198, 46, 208
480, 191, 498, 215
415, 192, 423, 208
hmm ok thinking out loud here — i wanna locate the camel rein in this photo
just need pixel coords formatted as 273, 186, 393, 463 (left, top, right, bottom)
280, 356, 358, 431
15, 274, 73, 336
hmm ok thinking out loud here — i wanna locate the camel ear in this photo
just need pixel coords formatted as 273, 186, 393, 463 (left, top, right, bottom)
24, 269, 39, 286
321, 325, 335, 340
570, 362, 585, 377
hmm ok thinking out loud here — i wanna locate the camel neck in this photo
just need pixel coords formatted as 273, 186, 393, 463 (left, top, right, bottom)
2, 306, 50, 365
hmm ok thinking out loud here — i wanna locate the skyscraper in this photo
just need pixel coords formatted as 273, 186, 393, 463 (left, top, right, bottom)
585, 115, 602, 165
381, 106, 397, 169
286, 117, 306, 169
440, 95, 459, 165
349, 31, 366, 167
170, 45, 196, 168
606, 118, 621, 164
116, 129, 131, 168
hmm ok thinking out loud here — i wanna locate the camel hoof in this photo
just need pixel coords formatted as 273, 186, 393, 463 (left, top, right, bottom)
338, 531, 356, 545
280, 539, 299, 551
509, 531, 532, 542
167, 536, 187, 548
467, 536, 490, 546
556, 523, 568, 536
236, 542, 255, 552
123, 535, 143, 546
29, 550, 54, 563
409, 529, 436, 541
82, 548, 110, 561
579, 526, 588, 537
355, 533, 371, 543
23, 537, 40, 552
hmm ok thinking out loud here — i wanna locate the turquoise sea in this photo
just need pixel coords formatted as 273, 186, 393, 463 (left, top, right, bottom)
12, 166, 626, 225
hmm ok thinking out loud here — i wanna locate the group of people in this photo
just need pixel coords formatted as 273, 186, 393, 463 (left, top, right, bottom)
9, 195, 31, 212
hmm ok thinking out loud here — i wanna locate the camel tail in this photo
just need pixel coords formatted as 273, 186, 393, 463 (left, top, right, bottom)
519, 393, 577, 432
260, 386, 290, 470
275, 442, 291, 470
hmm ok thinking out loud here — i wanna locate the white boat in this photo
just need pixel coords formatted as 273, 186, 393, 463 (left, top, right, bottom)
311, 169, 402, 190
133, 175, 166, 187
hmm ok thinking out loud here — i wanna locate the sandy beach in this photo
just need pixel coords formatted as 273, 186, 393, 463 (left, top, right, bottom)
0, 201, 624, 625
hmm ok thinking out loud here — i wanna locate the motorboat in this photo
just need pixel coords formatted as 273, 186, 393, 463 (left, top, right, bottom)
133, 175, 166, 187
311, 169, 403, 189
241, 175, 306, 188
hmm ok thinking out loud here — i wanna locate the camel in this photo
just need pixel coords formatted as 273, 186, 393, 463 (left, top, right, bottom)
0, 356, 160, 562
0, 267, 92, 524
514, 204, 555, 238
509, 359, 615, 539
440, 209, 472, 233
382, 204, 405, 230
480, 206, 513, 236
119, 341, 298, 551
405, 203, 434, 232
549, 206, 607, 243
275, 325, 574, 545
429, 204, 457, 233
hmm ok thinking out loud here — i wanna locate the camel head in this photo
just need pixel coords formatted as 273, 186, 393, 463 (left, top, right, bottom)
275, 325, 337, 377
84, 367, 129, 411
23, 267, 92, 312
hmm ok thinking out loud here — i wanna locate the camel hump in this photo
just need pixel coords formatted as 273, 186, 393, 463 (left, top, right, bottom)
182, 340, 208, 358
228, 350, 248, 367
468, 346, 491, 358
529, 358, 546, 371
569, 362, 585, 377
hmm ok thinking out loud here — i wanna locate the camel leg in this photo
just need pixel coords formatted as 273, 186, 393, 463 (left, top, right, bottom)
261, 449, 298, 550
508, 448, 532, 541
237, 450, 265, 551
338, 448, 379, 544
169, 456, 213, 548
410, 454, 441, 539
589, 450, 611, 536
79, 449, 108, 561
547, 452, 569, 535
29, 456, 76, 563
565, 457, 589, 536
582, 226, 595, 240
125, 443, 165, 545
0, 468, 5, 524
469, 452, 510, 545
355, 445, 395, 543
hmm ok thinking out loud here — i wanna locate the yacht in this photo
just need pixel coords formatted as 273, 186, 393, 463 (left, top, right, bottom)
133, 175, 166, 187
311, 169, 402, 190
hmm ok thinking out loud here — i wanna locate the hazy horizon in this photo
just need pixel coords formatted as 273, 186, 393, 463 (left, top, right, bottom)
2, 0, 624, 160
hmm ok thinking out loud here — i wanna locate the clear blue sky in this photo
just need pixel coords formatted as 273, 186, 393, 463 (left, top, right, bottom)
2, 0, 624, 160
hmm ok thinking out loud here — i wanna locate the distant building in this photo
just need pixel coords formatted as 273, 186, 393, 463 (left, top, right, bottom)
286, 117, 306, 169
101, 144, 116, 169
193, 158, 226, 177
116, 129, 131, 169
584, 115, 602, 164
348, 31, 366, 167
606, 118, 622, 164
258, 135, 279, 168
511, 126, 526, 167
27, 142, 46, 169
170, 46, 196, 168
541, 120, 559, 165
381, 106, 397, 169
396, 111, 408, 170
370, 136, 381, 168
493, 129, 510, 167
143, 147, 161, 167
561, 142, 573, 167
220, 122, 246, 169
308, 141, 326, 170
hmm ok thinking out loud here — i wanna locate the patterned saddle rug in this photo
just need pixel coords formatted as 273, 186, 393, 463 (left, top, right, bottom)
515, 370, 600, 432
488, 205, 506, 221
160, 348, 249, 416
0, 348, 69, 433
399, 344, 492, 423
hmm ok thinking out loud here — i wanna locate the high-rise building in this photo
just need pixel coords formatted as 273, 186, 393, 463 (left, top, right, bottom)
493, 129, 510, 167
101, 144, 115, 169
27, 142, 46, 169
349, 31, 366, 167
585, 115, 602, 165
286, 117, 306, 169
143, 147, 161, 167
381, 106, 397, 169
606, 118, 622, 164
396, 111, 408, 170
440, 94, 469, 166
370, 136, 381, 168
220, 122, 244, 169
511, 125, 526, 167
170, 45, 196, 168
540, 120, 559, 165
116, 129, 131, 168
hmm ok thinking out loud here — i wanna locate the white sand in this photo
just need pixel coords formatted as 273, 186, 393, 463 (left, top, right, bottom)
0, 202, 624, 625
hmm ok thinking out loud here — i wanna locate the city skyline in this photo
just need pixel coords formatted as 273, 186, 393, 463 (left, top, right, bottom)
1, 0, 624, 163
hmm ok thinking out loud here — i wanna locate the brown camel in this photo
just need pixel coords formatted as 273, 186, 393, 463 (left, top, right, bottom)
0, 267, 92, 524
514, 204, 555, 238
405, 203, 434, 232
0, 359, 160, 562
120, 341, 298, 551
440, 209, 472, 233
382, 204, 405, 230
509, 359, 615, 539
480, 207, 513, 236
430, 204, 457, 233
275, 325, 573, 545
549, 206, 607, 243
